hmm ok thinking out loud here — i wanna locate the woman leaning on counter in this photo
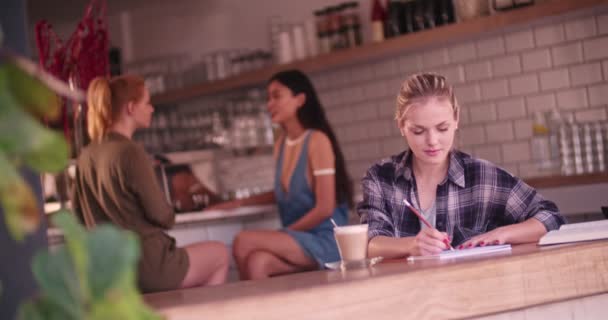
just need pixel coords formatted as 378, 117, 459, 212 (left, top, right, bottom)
206, 69, 353, 280
357, 73, 566, 259
71, 75, 229, 292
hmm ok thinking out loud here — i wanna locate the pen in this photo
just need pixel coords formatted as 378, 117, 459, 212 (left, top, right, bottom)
403, 199, 455, 251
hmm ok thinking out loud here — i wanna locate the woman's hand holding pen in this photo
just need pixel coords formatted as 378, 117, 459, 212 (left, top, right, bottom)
413, 228, 451, 256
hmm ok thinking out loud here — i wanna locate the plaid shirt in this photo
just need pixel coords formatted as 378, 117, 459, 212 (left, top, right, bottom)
357, 150, 565, 246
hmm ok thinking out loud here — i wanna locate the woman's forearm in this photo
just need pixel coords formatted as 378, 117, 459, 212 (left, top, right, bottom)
368, 236, 416, 259
502, 218, 548, 244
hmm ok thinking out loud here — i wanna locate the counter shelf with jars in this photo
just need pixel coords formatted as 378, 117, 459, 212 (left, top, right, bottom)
151, 0, 604, 105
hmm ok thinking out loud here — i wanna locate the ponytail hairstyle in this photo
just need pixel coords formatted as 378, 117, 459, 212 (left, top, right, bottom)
87, 75, 146, 142
269, 69, 354, 208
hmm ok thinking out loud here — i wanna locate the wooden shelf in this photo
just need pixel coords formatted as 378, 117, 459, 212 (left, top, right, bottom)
525, 172, 608, 189
151, 0, 606, 105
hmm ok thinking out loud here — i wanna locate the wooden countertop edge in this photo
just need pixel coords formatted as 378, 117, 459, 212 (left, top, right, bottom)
525, 173, 608, 189
145, 241, 608, 320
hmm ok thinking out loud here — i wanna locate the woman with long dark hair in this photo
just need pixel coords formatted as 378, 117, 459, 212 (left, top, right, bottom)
207, 69, 353, 280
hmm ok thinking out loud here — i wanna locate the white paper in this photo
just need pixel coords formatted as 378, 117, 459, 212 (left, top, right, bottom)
406, 245, 512, 262
539, 219, 608, 245
559, 219, 608, 231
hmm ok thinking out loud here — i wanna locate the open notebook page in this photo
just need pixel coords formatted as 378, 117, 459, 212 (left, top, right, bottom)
406, 244, 512, 262
538, 219, 608, 246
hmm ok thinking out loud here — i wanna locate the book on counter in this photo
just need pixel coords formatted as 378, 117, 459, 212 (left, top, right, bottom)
538, 219, 608, 246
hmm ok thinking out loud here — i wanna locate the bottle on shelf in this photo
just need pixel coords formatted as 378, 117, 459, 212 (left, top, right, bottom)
570, 117, 584, 175
582, 122, 594, 173
531, 111, 552, 171
343, 2, 362, 47
594, 122, 606, 172
315, 8, 331, 54
546, 109, 563, 172
402, 0, 416, 34
385, 0, 403, 38
435, 0, 456, 26
371, 0, 386, 42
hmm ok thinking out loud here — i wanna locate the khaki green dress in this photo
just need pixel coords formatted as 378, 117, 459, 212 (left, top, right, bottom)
72, 132, 188, 293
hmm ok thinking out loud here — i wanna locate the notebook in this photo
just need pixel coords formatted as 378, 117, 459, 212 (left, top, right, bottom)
406, 244, 512, 262
538, 220, 608, 246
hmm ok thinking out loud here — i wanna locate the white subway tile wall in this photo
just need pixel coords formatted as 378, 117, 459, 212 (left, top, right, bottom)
438, 65, 466, 84
539, 68, 570, 90
522, 49, 552, 71
307, 9, 608, 186
373, 58, 399, 78
505, 30, 535, 52
564, 17, 597, 41
455, 83, 482, 103
502, 141, 532, 163
469, 103, 497, 123
399, 54, 423, 73
599, 14, 608, 34
526, 93, 557, 114
492, 55, 522, 77
514, 119, 534, 140
422, 48, 450, 68
583, 37, 608, 61
509, 73, 540, 95
497, 97, 527, 120
473, 145, 502, 164
587, 83, 608, 106
449, 43, 477, 63
551, 43, 583, 66
476, 36, 506, 58
570, 62, 603, 86
535, 24, 565, 47
465, 61, 493, 81
575, 107, 607, 122
481, 79, 510, 100
485, 122, 515, 143
200, 9, 608, 202
556, 88, 588, 110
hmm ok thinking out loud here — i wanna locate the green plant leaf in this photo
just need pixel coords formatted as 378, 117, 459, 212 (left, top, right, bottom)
87, 225, 140, 299
22, 129, 70, 173
89, 285, 163, 320
0, 89, 69, 173
0, 152, 40, 241
18, 298, 73, 320
52, 211, 90, 301
2, 60, 62, 120
31, 248, 85, 319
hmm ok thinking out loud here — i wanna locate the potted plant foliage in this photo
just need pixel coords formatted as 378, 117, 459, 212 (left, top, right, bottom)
1, 41, 160, 320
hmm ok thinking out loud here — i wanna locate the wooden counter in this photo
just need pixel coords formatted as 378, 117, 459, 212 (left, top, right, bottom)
144, 240, 608, 319
525, 172, 608, 189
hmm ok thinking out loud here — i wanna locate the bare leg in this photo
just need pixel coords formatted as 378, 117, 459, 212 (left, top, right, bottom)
180, 241, 229, 288
233, 230, 317, 280
246, 250, 313, 280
